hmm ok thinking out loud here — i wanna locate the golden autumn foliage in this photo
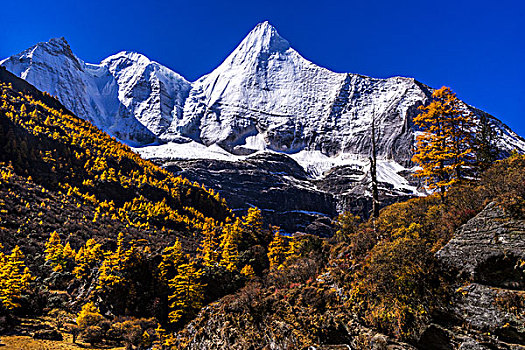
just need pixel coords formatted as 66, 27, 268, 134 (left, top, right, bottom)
44, 231, 76, 272
198, 219, 220, 267
0, 244, 33, 310
76, 302, 104, 329
0, 80, 231, 235
241, 207, 264, 246
97, 233, 137, 291
159, 240, 183, 282
240, 264, 256, 279
167, 259, 205, 324
73, 238, 104, 279
412, 86, 475, 197
267, 230, 288, 270
219, 220, 241, 272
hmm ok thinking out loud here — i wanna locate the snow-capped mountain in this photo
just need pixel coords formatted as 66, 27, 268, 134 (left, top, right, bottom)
163, 22, 525, 164
2, 23, 524, 159
2, 22, 525, 230
164, 21, 422, 166
0, 37, 191, 145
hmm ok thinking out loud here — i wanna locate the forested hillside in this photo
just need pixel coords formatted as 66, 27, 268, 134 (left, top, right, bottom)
0, 68, 277, 348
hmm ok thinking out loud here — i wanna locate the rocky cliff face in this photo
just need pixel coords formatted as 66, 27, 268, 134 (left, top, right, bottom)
430, 203, 525, 349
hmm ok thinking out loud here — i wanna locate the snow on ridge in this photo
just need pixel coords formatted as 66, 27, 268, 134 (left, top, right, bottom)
133, 142, 419, 195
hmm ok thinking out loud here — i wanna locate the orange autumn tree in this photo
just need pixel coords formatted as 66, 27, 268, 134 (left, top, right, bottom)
412, 86, 475, 200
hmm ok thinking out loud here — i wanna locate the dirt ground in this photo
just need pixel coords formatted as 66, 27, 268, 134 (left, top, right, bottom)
0, 335, 125, 350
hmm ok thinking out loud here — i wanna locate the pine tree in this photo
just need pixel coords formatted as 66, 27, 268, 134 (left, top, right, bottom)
167, 259, 205, 324
412, 86, 475, 200
474, 113, 500, 172
267, 229, 288, 270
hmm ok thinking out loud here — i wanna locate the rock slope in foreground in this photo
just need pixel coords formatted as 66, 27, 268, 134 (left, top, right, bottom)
431, 202, 525, 349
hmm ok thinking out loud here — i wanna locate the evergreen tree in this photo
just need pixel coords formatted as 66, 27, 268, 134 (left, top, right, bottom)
412, 86, 475, 199
474, 113, 500, 172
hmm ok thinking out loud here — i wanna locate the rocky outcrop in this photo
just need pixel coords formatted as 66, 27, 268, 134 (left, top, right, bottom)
433, 203, 525, 349
437, 202, 525, 287
152, 152, 416, 233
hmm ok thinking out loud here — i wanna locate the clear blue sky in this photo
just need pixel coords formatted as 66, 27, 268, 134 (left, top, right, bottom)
1, 0, 524, 136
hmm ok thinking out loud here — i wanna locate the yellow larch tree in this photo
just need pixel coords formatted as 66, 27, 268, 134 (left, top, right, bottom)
44, 231, 75, 272
159, 240, 183, 282
267, 229, 288, 270
219, 223, 239, 272
0, 245, 33, 310
167, 258, 205, 324
97, 233, 137, 290
73, 239, 104, 279
285, 235, 302, 263
198, 219, 219, 267
76, 301, 103, 329
240, 264, 256, 279
241, 207, 263, 246
412, 86, 475, 200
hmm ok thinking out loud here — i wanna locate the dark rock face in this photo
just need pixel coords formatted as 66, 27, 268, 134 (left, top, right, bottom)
155, 152, 415, 234
433, 203, 525, 349
162, 153, 337, 235
437, 202, 525, 287
417, 324, 453, 350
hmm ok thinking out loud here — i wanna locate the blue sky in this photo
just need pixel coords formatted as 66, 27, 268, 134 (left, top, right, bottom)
1, 0, 524, 135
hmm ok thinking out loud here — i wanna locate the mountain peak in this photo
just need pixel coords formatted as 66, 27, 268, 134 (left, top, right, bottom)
29, 37, 76, 61
238, 21, 290, 54
102, 51, 151, 66
48, 37, 69, 46
40, 37, 72, 53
